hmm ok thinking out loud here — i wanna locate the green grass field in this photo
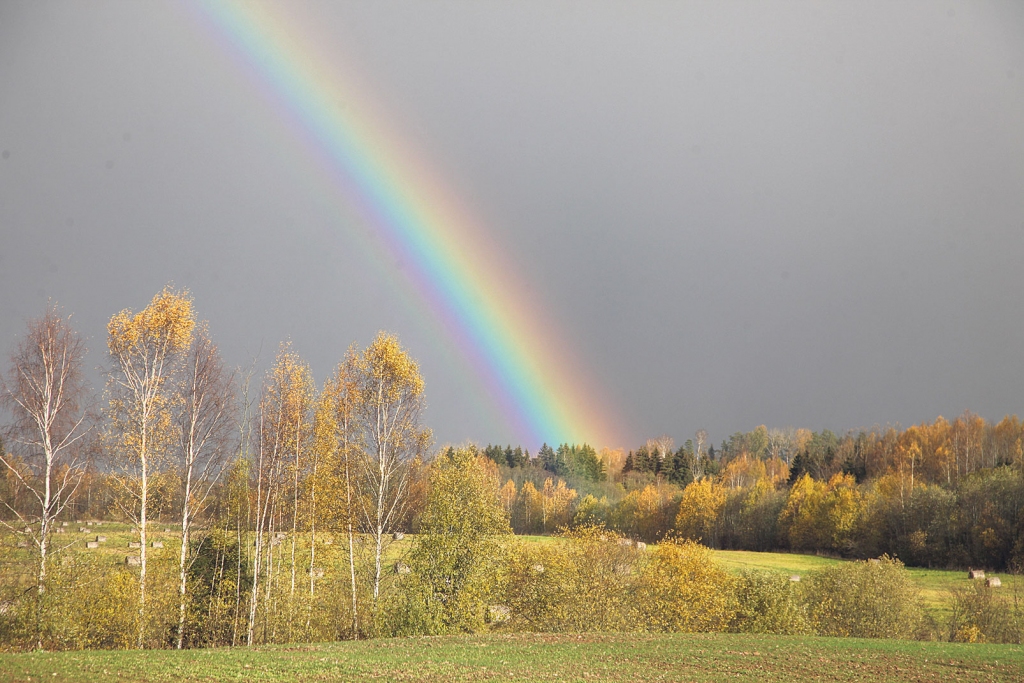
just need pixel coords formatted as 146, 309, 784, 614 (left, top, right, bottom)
0, 632, 1020, 682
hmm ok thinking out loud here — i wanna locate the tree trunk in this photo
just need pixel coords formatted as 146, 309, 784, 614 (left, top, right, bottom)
176, 463, 193, 649
138, 438, 148, 650
346, 448, 358, 639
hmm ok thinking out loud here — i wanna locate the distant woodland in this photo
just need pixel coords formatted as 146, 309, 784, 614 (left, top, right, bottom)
485, 414, 1024, 572
1, 288, 1022, 649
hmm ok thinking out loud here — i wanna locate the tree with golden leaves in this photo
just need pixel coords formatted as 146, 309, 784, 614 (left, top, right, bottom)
354, 332, 430, 603
315, 346, 363, 637
247, 343, 313, 645
107, 286, 195, 649
674, 478, 727, 547
540, 477, 577, 532
777, 473, 827, 550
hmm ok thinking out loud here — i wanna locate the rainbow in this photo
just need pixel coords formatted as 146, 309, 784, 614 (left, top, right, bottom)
190, 0, 620, 448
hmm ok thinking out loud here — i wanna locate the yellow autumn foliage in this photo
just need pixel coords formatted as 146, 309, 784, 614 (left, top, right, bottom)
674, 478, 727, 547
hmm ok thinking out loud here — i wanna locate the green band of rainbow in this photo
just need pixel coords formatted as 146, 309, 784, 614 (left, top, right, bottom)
193, 0, 619, 448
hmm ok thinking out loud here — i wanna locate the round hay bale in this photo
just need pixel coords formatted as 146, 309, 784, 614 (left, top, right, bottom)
968, 569, 986, 580
488, 605, 510, 623
393, 531, 405, 541
986, 577, 1002, 588
789, 575, 801, 582
635, 541, 647, 551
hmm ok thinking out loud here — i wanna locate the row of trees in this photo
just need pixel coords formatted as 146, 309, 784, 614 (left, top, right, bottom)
5, 444, 1020, 647
481, 423, 1024, 570
482, 442, 606, 483
0, 290, 429, 649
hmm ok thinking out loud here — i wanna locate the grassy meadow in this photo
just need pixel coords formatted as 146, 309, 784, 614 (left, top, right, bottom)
1, 632, 1021, 682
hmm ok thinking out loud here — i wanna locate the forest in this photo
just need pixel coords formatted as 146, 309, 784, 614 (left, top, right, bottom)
484, 416, 1024, 573
1, 287, 1023, 650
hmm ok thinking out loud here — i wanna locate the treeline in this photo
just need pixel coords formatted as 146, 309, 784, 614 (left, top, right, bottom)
482, 422, 1024, 572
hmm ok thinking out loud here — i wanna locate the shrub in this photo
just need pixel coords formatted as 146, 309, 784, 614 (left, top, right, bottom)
730, 570, 810, 635
947, 580, 1022, 644
503, 525, 637, 632
804, 555, 923, 639
630, 538, 735, 632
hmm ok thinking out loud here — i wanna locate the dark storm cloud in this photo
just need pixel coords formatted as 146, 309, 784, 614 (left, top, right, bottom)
1, 1, 1023, 449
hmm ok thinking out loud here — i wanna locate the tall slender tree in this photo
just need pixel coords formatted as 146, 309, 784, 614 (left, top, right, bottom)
246, 343, 312, 645
107, 286, 195, 649
173, 324, 235, 649
355, 332, 430, 603
0, 304, 92, 649
318, 347, 363, 637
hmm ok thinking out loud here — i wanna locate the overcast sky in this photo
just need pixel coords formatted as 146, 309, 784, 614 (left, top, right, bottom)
2, 1, 1023, 450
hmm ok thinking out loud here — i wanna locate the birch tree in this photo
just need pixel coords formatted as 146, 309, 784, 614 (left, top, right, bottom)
173, 324, 235, 649
318, 347, 362, 637
107, 287, 195, 649
246, 344, 312, 645
355, 332, 430, 603
0, 304, 92, 648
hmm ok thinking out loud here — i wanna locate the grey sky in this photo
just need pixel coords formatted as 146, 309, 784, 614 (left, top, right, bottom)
2, 1, 1023, 450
